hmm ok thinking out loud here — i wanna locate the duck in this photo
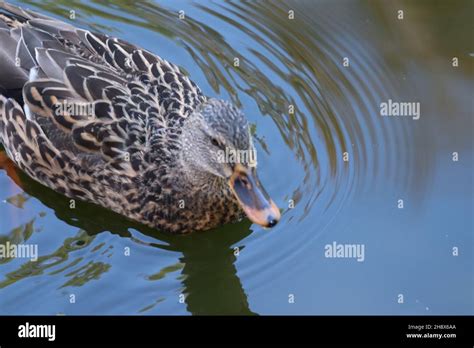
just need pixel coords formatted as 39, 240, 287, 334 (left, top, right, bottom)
0, 2, 280, 234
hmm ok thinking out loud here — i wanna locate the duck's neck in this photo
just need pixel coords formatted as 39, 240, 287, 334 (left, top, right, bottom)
172, 156, 227, 197
140, 163, 241, 233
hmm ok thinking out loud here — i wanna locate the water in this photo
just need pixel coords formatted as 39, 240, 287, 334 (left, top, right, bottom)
0, 0, 472, 315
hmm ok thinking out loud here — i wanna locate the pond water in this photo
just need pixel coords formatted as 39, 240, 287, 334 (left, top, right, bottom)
0, 0, 472, 315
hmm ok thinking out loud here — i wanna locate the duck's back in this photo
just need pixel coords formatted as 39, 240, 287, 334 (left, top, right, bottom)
0, 2, 205, 215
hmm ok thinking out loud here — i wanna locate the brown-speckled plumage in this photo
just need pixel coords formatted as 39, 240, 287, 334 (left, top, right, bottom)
0, 2, 266, 233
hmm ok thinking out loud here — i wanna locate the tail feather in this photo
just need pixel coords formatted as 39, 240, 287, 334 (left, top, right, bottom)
0, 1, 36, 21
0, 95, 63, 179
0, 28, 28, 89
0, 1, 53, 90
0, 93, 109, 204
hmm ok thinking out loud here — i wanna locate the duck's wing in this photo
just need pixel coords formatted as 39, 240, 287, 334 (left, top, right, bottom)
0, 1, 205, 180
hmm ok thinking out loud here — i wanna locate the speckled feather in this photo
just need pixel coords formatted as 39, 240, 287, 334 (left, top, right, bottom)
0, 2, 245, 233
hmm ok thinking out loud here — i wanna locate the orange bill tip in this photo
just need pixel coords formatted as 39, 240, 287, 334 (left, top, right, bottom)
229, 166, 280, 228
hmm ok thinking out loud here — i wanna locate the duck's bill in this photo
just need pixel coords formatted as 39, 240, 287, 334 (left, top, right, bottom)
229, 164, 280, 228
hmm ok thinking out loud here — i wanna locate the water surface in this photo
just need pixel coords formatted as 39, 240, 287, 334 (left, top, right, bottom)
0, 0, 472, 315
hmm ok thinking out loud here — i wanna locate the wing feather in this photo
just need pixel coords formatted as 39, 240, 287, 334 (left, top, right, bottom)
0, 1, 206, 178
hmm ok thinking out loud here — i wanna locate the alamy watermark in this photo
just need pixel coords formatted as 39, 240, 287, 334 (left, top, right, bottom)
217, 147, 257, 166
0, 242, 38, 261
18, 322, 55, 341
324, 241, 365, 262
380, 99, 420, 120
53, 100, 94, 118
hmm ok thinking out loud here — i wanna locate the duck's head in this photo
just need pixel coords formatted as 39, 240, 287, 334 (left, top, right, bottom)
180, 98, 280, 228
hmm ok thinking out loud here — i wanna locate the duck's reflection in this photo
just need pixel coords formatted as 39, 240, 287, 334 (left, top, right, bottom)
163, 223, 256, 315
1, 153, 256, 315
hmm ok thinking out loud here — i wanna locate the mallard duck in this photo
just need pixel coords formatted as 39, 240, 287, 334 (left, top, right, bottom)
0, 2, 280, 234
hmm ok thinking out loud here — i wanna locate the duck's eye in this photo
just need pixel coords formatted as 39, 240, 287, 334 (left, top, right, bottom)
210, 138, 220, 147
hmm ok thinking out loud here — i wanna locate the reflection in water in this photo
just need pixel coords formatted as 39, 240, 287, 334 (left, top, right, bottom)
0, 218, 34, 266
0, 229, 97, 289
165, 223, 256, 315
6, 193, 29, 209
1, 155, 255, 314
